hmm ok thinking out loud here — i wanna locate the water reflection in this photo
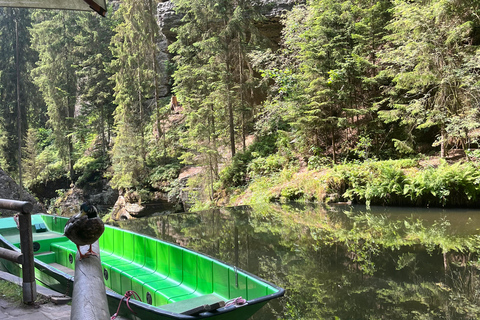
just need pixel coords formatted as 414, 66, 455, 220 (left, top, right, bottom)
110, 204, 480, 319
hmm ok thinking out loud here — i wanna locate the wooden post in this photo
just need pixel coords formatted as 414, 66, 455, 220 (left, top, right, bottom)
71, 242, 109, 320
0, 199, 35, 304
18, 210, 36, 304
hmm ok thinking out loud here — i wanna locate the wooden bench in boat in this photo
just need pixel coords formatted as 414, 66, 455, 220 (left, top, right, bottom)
158, 294, 225, 315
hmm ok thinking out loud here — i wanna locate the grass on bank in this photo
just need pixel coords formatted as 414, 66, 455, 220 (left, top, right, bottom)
227, 158, 480, 208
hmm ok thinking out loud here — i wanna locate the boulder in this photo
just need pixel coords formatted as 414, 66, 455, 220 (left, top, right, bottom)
0, 168, 45, 216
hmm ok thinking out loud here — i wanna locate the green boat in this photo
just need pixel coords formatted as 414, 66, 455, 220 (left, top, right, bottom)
0, 214, 284, 319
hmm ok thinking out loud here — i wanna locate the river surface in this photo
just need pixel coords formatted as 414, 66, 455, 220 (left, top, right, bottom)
111, 203, 480, 320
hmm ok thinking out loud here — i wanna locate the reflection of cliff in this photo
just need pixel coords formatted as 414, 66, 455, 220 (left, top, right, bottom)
112, 203, 480, 320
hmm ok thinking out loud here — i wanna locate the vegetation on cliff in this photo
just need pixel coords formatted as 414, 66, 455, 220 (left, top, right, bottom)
0, 1, 480, 210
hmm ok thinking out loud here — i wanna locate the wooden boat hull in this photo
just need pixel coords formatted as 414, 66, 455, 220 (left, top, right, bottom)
0, 214, 284, 319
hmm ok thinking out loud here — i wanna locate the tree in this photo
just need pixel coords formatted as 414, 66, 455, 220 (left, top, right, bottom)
379, 0, 480, 158
30, 10, 80, 181
22, 128, 42, 183
0, 8, 43, 179
74, 10, 116, 160
275, 0, 393, 163
109, 0, 162, 189
170, 0, 266, 197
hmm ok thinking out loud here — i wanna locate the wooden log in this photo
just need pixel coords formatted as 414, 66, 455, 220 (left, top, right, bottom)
0, 199, 33, 213
71, 241, 109, 320
0, 247, 23, 263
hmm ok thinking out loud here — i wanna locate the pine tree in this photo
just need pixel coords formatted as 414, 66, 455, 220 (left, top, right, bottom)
22, 128, 42, 183
286, 0, 360, 163
0, 8, 43, 179
30, 10, 80, 180
109, 0, 162, 190
170, 0, 266, 196
277, 0, 393, 162
74, 10, 116, 160
379, 0, 480, 157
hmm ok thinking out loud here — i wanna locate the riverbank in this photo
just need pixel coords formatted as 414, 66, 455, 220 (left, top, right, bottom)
227, 157, 480, 209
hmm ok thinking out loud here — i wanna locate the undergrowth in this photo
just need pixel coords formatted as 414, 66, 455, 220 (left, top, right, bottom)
229, 158, 480, 208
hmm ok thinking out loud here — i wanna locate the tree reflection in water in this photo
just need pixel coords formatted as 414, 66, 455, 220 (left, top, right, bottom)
112, 204, 480, 320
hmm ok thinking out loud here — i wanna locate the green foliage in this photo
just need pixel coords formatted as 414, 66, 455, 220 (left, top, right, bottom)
380, 0, 480, 157
2, 0, 480, 211
219, 151, 253, 188
73, 154, 108, 187
149, 163, 182, 187
307, 155, 331, 170
0, 280, 22, 303
280, 186, 304, 202
353, 135, 374, 160
337, 160, 414, 206
333, 160, 480, 207
30, 10, 80, 175
403, 161, 480, 206
247, 154, 287, 177
170, 0, 268, 195
109, 0, 162, 190
0, 8, 43, 178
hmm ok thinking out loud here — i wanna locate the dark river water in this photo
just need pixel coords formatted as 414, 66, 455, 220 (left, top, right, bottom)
110, 203, 480, 320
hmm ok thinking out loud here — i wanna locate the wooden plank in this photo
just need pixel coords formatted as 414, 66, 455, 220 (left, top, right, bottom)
49, 262, 75, 277
159, 294, 226, 315
0, 0, 107, 16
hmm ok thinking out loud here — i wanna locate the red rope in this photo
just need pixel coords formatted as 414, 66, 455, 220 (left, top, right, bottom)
111, 290, 141, 320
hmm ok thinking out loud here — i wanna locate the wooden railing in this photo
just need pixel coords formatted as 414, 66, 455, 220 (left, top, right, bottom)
0, 199, 36, 304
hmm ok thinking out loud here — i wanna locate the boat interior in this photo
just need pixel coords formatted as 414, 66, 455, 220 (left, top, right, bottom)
0, 214, 279, 314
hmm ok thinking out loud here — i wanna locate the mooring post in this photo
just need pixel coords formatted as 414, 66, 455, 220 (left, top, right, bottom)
71, 242, 109, 320
0, 199, 36, 304
18, 209, 36, 304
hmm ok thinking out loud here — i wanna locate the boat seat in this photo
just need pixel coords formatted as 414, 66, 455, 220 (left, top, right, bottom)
100, 246, 203, 306
50, 241, 77, 267
158, 294, 225, 315
51, 240, 77, 253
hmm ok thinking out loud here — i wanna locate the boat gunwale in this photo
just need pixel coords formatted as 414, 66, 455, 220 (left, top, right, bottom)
0, 213, 285, 319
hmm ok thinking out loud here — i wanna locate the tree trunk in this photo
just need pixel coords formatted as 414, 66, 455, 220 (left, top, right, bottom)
15, 18, 22, 187
332, 127, 336, 164
440, 125, 446, 158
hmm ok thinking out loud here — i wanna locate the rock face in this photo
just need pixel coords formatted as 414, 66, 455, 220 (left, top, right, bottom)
157, 0, 300, 43
0, 169, 45, 216
156, 0, 301, 91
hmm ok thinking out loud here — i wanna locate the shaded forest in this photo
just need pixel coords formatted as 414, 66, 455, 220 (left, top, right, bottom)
1, 0, 480, 209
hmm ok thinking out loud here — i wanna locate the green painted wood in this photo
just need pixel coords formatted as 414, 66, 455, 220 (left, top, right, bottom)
158, 293, 225, 315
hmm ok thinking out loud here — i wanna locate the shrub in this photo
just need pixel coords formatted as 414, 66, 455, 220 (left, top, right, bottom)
149, 163, 182, 187
219, 151, 253, 188
247, 154, 288, 177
